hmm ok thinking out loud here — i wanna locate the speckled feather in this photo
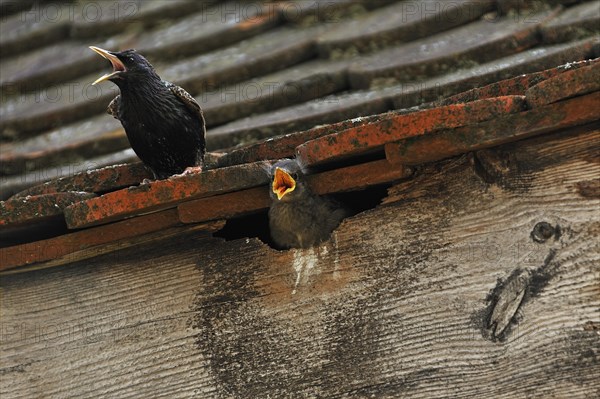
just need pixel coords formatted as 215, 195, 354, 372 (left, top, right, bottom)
102, 49, 206, 179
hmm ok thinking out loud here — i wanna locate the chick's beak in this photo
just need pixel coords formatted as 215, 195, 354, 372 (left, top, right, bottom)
272, 168, 296, 200
89, 46, 126, 85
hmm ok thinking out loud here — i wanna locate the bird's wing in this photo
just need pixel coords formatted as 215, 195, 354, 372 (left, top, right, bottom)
107, 95, 120, 119
166, 82, 206, 130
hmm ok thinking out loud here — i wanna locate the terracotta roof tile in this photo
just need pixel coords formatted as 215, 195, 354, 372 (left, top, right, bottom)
0, 148, 139, 200
296, 96, 527, 167
385, 91, 600, 165
64, 161, 271, 229
214, 115, 384, 168
178, 186, 270, 224
11, 162, 151, 199
438, 56, 599, 105
0, 191, 96, 228
525, 60, 600, 106
178, 159, 412, 224
390, 37, 598, 108
0, 150, 225, 201
206, 89, 389, 150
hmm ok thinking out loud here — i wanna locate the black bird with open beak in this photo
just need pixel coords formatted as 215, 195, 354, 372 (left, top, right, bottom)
90, 46, 205, 179
268, 159, 346, 249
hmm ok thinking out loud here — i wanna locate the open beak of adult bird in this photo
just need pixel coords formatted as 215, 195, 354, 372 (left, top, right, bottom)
89, 46, 127, 85
272, 168, 296, 200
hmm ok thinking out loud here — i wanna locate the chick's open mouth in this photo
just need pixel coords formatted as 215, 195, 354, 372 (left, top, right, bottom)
272, 168, 296, 200
89, 46, 127, 85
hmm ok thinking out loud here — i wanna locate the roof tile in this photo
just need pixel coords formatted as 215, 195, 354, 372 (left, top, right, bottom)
0, 0, 38, 16
0, 148, 139, 200
134, 1, 280, 60
275, 0, 390, 23
348, 8, 561, 89
541, 0, 600, 43
0, 116, 124, 175
0, 4, 70, 57
161, 25, 324, 95
317, 0, 495, 57
296, 96, 527, 166
11, 162, 151, 199
0, 71, 120, 138
178, 186, 269, 224
178, 159, 412, 224
201, 59, 349, 126
64, 161, 271, 229
215, 115, 385, 168
390, 37, 599, 109
0, 3, 279, 95
0, 37, 128, 94
0, 211, 224, 272
0, 191, 96, 228
70, 0, 203, 39
385, 91, 600, 165
438, 57, 599, 105
206, 89, 389, 150
525, 60, 600, 106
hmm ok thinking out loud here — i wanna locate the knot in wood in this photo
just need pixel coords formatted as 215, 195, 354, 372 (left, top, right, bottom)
531, 222, 556, 243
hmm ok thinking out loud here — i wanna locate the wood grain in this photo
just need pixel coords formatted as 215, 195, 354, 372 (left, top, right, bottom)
1, 127, 598, 398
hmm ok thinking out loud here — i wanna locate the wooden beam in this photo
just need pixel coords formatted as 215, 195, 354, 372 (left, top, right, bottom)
1, 127, 597, 397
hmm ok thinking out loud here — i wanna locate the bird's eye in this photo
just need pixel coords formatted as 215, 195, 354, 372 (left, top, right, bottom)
291, 173, 298, 179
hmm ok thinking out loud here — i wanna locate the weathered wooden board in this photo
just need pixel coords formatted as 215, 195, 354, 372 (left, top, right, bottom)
1, 127, 599, 398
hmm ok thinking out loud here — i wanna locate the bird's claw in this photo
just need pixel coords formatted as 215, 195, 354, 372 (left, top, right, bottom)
178, 166, 203, 176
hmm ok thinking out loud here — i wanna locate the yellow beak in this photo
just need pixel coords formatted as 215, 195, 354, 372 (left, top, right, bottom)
89, 46, 126, 85
272, 168, 296, 200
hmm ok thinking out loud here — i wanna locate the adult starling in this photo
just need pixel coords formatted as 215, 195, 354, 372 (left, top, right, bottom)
268, 159, 346, 249
90, 46, 205, 179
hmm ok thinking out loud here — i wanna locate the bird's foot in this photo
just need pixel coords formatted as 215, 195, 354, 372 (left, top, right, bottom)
178, 166, 203, 176
141, 178, 154, 185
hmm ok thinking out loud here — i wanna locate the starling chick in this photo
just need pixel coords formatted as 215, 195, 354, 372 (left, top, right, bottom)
268, 159, 346, 249
90, 46, 205, 179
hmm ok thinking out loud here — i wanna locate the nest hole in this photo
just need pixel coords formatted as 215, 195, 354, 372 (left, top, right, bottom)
214, 184, 391, 249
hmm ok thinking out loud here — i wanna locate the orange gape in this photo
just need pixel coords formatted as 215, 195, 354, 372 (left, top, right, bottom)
272, 168, 296, 200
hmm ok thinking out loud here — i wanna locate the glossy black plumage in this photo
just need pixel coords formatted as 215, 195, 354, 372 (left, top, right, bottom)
268, 159, 346, 249
91, 47, 205, 179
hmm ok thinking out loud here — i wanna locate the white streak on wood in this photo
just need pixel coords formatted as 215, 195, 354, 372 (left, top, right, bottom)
291, 248, 318, 295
